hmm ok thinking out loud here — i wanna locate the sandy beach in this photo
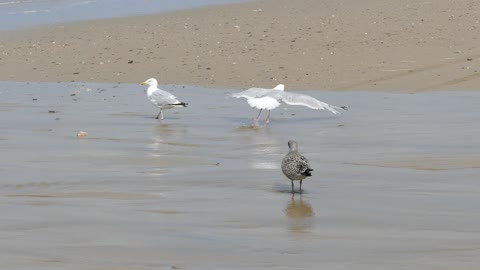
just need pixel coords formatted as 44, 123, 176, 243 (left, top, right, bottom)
1, 0, 479, 91
2, 1, 480, 269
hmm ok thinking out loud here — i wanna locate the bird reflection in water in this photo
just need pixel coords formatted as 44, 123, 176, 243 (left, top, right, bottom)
284, 195, 315, 233
246, 127, 280, 170
148, 123, 189, 156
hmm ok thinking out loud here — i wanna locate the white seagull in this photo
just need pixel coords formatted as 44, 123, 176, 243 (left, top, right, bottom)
141, 78, 188, 120
232, 84, 347, 123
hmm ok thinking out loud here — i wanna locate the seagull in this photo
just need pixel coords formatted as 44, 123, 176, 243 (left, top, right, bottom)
141, 78, 188, 120
281, 140, 313, 193
232, 84, 348, 123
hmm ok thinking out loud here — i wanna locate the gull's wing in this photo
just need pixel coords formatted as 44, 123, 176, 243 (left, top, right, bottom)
296, 155, 311, 174
273, 92, 344, 115
232, 87, 276, 99
149, 88, 179, 105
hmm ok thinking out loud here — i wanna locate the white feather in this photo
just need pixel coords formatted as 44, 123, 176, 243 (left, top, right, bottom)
247, 96, 281, 110
231, 84, 346, 121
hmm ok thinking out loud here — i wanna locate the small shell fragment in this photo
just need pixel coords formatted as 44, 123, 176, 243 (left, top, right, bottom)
76, 131, 88, 138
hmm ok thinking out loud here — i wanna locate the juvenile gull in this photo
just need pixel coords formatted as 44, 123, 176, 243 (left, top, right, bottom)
232, 84, 348, 123
141, 78, 187, 120
281, 140, 313, 193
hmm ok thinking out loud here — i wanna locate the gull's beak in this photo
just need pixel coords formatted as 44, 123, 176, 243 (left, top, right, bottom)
140, 82, 146, 85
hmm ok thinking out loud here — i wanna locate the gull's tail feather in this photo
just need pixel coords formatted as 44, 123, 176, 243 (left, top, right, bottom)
302, 168, 313, 177
169, 102, 188, 107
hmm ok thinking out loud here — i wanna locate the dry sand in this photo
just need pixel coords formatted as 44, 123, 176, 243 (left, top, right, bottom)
1, 0, 480, 91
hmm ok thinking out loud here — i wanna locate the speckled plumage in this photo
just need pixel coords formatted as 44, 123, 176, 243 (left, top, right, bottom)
281, 140, 313, 193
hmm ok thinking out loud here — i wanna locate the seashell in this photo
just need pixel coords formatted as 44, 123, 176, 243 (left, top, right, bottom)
76, 131, 88, 138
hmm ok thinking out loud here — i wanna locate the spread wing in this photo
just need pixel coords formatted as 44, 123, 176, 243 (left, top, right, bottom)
231, 87, 276, 99
273, 92, 343, 115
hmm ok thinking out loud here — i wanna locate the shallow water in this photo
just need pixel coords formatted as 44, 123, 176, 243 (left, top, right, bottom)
0, 0, 249, 30
1, 82, 480, 269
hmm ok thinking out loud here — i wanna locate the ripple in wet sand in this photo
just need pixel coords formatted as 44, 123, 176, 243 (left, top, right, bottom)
7, 192, 159, 200
142, 209, 185, 215
346, 156, 480, 171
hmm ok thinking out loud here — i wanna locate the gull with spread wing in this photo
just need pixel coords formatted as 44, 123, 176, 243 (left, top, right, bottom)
232, 84, 347, 123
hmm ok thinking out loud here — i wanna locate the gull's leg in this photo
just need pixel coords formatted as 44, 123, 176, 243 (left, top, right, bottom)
254, 109, 263, 122
299, 180, 303, 194
265, 110, 271, 124
291, 181, 295, 194
155, 109, 164, 120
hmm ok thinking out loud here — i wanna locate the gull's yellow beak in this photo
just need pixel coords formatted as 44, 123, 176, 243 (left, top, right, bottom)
140, 82, 146, 85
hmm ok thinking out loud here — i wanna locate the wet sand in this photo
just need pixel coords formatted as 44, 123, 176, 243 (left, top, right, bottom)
1, 0, 480, 91
1, 82, 480, 269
